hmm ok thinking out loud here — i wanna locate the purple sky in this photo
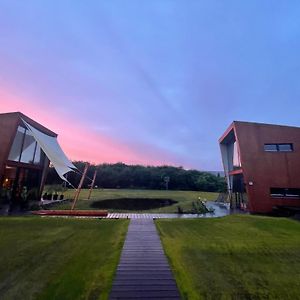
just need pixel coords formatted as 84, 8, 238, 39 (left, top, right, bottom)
1, 1, 300, 170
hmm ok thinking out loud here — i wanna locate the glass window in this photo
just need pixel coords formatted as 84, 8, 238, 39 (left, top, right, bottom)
270, 188, 300, 198
233, 142, 241, 168
8, 126, 26, 161
284, 188, 300, 197
264, 144, 278, 152
270, 188, 285, 197
20, 130, 36, 164
278, 144, 293, 152
7, 124, 46, 166
33, 144, 45, 165
264, 143, 294, 152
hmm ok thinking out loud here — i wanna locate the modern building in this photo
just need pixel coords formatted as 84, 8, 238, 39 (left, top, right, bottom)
0, 112, 75, 211
219, 121, 300, 214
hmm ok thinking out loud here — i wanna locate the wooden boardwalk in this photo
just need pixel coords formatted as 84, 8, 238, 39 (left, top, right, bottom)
109, 219, 181, 299
106, 212, 207, 219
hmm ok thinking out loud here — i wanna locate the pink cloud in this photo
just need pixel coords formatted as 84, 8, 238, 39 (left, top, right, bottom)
0, 88, 174, 166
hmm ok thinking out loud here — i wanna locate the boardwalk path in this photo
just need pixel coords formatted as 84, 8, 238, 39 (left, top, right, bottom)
106, 212, 203, 219
109, 219, 181, 299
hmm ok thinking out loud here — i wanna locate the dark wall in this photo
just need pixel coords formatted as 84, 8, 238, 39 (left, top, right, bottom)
0, 113, 19, 185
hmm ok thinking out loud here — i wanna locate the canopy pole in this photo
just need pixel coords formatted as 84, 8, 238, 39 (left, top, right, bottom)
71, 163, 89, 210
87, 169, 97, 200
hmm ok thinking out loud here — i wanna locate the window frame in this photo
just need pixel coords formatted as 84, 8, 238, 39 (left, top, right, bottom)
277, 143, 293, 152
264, 144, 278, 152
264, 143, 294, 152
7, 125, 45, 166
270, 188, 300, 198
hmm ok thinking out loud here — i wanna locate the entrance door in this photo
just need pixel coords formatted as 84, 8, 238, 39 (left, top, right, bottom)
231, 174, 248, 209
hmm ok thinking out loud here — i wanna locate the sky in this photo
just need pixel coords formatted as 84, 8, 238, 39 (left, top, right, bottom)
1, 1, 300, 170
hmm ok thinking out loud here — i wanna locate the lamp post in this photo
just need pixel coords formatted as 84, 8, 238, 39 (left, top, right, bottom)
163, 176, 170, 190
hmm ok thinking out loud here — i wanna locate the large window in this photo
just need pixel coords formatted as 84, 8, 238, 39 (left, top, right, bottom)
8, 126, 26, 161
8, 126, 45, 165
233, 141, 241, 168
264, 143, 293, 152
20, 130, 36, 163
33, 144, 43, 164
270, 188, 300, 198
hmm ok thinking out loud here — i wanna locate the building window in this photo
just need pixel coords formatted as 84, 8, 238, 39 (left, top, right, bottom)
8, 126, 26, 161
33, 144, 45, 165
7, 125, 45, 165
264, 143, 293, 152
233, 141, 241, 168
270, 188, 300, 198
20, 130, 36, 164
278, 144, 293, 152
264, 144, 278, 152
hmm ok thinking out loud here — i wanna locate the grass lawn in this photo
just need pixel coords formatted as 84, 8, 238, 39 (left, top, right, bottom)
156, 215, 300, 299
0, 217, 128, 300
49, 189, 219, 213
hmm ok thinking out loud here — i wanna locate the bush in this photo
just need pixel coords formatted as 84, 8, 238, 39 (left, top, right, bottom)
177, 206, 183, 214
29, 203, 40, 211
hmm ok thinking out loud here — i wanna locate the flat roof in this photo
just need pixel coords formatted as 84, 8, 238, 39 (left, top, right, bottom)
232, 120, 300, 130
219, 120, 300, 144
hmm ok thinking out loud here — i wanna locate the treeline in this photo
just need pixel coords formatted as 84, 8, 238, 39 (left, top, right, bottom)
45, 162, 226, 192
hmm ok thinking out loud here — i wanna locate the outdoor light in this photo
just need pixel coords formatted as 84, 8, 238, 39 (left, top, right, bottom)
249, 181, 254, 186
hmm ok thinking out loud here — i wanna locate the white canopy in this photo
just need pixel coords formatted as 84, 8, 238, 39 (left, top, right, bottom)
22, 119, 76, 182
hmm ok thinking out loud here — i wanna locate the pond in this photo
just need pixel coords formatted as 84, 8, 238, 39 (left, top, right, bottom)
90, 198, 178, 210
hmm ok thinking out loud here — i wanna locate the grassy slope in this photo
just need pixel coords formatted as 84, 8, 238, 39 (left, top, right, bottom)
156, 215, 300, 300
0, 217, 128, 300
51, 189, 219, 213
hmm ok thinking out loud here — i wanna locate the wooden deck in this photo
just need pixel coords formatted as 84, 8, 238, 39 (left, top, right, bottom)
106, 212, 206, 219
109, 219, 181, 299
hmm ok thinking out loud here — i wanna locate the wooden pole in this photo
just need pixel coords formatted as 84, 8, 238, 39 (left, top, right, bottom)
87, 169, 97, 200
71, 163, 89, 210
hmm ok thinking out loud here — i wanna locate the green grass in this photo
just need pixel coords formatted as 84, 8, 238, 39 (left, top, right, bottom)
156, 215, 300, 299
49, 189, 219, 213
0, 217, 128, 300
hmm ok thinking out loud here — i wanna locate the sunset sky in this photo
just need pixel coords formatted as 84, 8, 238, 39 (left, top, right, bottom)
1, 1, 300, 170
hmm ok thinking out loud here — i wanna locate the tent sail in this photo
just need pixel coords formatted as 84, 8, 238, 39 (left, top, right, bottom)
22, 119, 76, 182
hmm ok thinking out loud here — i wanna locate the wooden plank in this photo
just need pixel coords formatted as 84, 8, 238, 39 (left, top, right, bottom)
111, 285, 178, 291
113, 279, 177, 286
109, 219, 180, 299
114, 274, 175, 280
110, 290, 180, 298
